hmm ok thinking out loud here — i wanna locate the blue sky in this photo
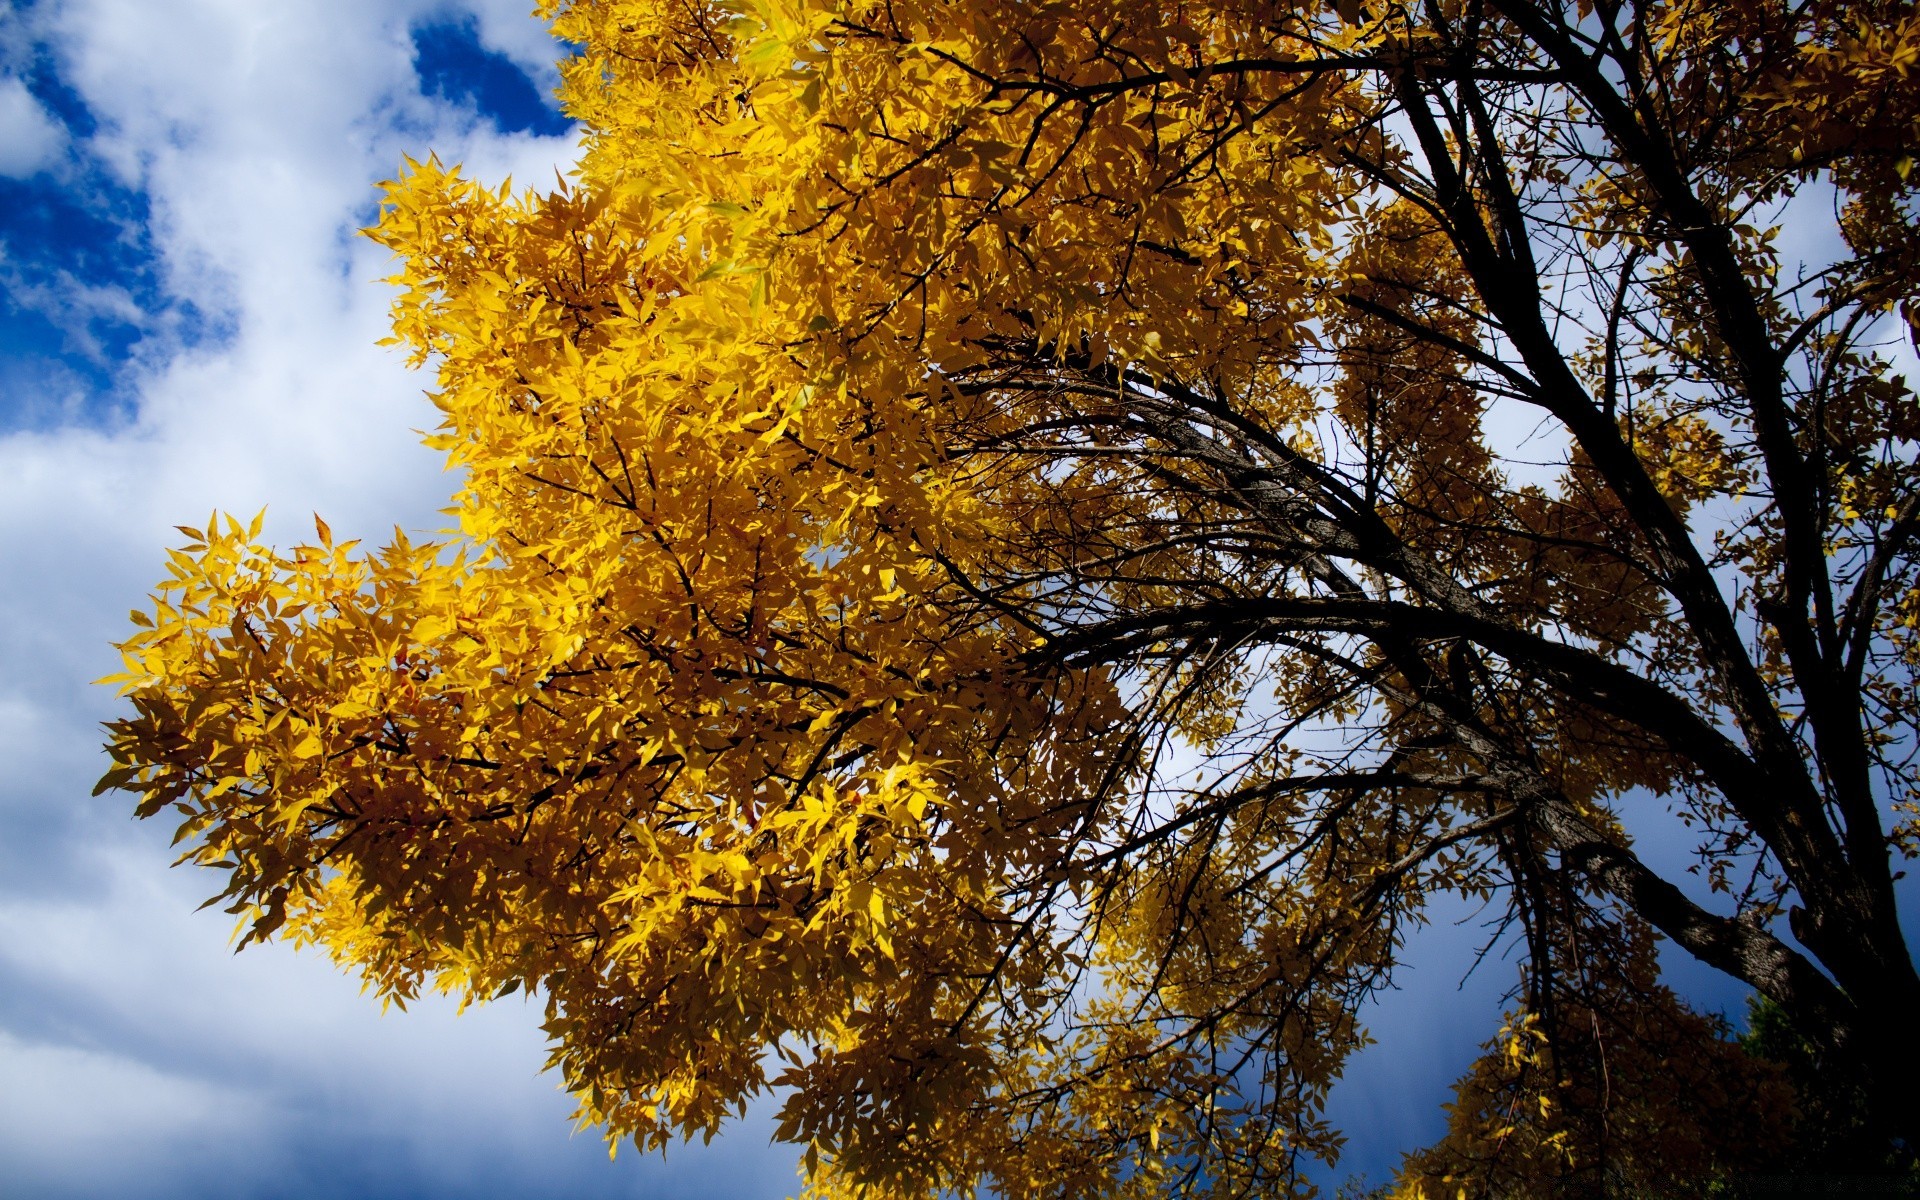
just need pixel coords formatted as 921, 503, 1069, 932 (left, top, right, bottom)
0, 3, 1813, 1198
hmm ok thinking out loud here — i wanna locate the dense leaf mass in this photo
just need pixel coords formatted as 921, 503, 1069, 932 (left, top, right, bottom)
104, 0, 1920, 1195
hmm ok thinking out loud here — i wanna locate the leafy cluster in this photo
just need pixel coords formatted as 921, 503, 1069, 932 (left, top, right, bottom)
104, 0, 1920, 1195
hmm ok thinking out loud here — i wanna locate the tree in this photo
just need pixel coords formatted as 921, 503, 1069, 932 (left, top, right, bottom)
1398, 900, 1799, 1197
101, 0, 1920, 1194
1738, 994, 1911, 1178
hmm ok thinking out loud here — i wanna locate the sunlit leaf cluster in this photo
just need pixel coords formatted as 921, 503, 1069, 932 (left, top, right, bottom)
105, 0, 1920, 1193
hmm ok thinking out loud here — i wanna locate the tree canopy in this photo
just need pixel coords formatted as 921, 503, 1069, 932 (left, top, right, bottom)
102, 0, 1920, 1194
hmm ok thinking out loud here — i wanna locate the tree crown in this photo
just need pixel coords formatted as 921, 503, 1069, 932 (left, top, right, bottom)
103, 0, 1920, 1193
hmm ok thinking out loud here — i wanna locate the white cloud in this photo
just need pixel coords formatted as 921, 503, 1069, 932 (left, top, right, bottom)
466, 0, 575, 90
0, 843, 799, 1199
0, 74, 64, 177
0, 1028, 259, 1198
0, 2, 798, 1195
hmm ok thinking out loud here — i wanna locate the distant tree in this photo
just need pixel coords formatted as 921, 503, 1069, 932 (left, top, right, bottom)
1398, 910, 1797, 1198
103, 0, 1920, 1194
1739, 994, 1917, 1178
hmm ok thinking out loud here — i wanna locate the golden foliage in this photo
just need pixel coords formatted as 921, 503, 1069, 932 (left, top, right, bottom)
103, 0, 1920, 1194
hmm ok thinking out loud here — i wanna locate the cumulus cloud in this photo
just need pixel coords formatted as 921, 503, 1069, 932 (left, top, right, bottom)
0, 2, 796, 1196
0, 74, 64, 177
